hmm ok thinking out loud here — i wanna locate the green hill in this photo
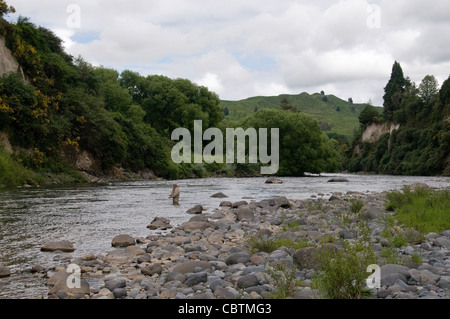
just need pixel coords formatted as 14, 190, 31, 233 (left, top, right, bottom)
221, 93, 380, 140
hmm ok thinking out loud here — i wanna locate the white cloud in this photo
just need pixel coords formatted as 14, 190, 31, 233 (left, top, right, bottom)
195, 73, 223, 94
5, 0, 450, 106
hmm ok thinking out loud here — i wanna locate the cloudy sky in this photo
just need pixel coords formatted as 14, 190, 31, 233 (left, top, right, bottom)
5, 0, 450, 105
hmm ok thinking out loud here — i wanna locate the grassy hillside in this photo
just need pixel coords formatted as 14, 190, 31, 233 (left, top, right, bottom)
221, 93, 380, 140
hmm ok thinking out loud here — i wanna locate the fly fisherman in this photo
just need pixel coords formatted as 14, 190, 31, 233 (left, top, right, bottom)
168, 183, 180, 205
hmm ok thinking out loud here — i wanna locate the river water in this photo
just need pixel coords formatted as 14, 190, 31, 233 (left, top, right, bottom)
0, 173, 449, 299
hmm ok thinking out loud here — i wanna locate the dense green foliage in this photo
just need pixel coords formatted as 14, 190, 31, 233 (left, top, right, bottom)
0, 13, 223, 183
345, 61, 450, 176
236, 109, 341, 176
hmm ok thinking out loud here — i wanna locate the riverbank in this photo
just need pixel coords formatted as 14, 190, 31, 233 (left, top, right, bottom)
7, 186, 449, 300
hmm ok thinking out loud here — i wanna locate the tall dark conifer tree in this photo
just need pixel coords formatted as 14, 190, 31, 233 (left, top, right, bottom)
383, 61, 406, 121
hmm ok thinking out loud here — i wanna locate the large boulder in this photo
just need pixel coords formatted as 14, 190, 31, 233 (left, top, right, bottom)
41, 240, 75, 252
433, 237, 450, 248
273, 196, 290, 208
111, 234, 135, 247
361, 205, 383, 220
236, 206, 254, 222
147, 217, 173, 230
225, 252, 251, 265
380, 264, 411, 286
186, 205, 204, 214
183, 221, 212, 231
47, 269, 90, 296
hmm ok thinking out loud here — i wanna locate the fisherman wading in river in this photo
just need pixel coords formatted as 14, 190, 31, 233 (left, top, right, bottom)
168, 183, 180, 205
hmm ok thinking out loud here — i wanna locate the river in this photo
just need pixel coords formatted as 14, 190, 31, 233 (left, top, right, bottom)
0, 173, 449, 299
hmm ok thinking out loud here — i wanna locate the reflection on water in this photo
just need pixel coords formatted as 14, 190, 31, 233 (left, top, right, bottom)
0, 173, 449, 298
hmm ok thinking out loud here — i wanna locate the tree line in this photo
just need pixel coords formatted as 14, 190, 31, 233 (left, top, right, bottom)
345, 61, 450, 176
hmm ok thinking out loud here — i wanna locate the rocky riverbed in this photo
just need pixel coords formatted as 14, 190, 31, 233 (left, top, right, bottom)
3, 188, 450, 299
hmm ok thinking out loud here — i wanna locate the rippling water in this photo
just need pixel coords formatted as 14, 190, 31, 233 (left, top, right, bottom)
0, 173, 449, 299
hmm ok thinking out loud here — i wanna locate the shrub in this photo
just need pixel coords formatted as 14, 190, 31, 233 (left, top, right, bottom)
265, 263, 300, 299
312, 240, 376, 299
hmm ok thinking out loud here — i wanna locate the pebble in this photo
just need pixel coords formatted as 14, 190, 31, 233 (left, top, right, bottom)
34, 192, 450, 299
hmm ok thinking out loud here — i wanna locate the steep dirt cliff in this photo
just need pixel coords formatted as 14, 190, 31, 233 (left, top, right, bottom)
0, 37, 25, 79
361, 122, 400, 143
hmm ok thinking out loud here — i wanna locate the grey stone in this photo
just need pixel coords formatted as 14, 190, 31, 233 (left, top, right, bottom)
111, 234, 135, 247
339, 229, 355, 239
172, 260, 211, 274
243, 265, 265, 275
391, 278, 411, 291
219, 201, 232, 207
141, 263, 163, 276
209, 279, 225, 292
184, 244, 204, 252
112, 288, 127, 299
273, 196, 290, 208
186, 205, 203, 214
55, 289, 69, 299
225, 252, 251, 265
382, 273, 408, 287
232, 201, 248, 208
137, 253, 151, 263
211, 192, 228, 198
183, 221, 212, 231
433, 237, 450, 248
236, 274, 259, 288
328, 195, 341, 201
361, 206, 383, 220
292, 289, 319, 299
327, 178, 349, 183
377, 289, 391, 299
265, 176, 283, 184
0, 266, 10, 278
41, 240, 75, 252
47, 270, 90, 295
147, 217, 173, 230
214, 286, 237, 299
236, 206, 254, 222
105, 279, 126, 291
395, 292, 418, 299
185, 272, 207, 287
105, 248, 133, 264
381, 264, 411, 279
438, 276, 450, 289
